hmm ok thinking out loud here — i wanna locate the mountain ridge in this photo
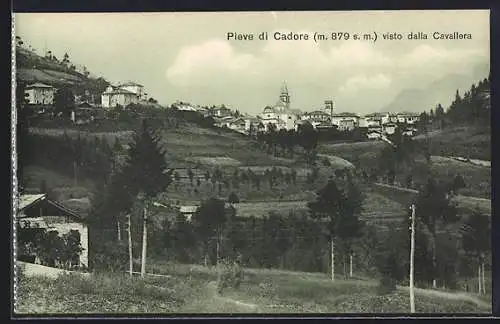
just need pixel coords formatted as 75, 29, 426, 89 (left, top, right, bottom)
379, 63, 490, 114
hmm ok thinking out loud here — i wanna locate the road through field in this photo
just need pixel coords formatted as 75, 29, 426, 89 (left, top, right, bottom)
397, 286, 491, 311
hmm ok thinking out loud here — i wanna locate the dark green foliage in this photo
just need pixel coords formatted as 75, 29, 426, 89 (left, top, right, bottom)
124, 120, 173, 198
25, 133, 113, 187
54, 86, 75, 119
17, 225, 83, 270
450, 174, 466, 194
416, 179, 459, 231
308, 178, 364, 241
460, 208, 490, 263
228, 192, 240, 204
91, 241, 129, 273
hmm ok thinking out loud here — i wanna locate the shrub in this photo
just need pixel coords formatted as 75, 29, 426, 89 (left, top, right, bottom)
377, 276, 397, 295
90, 241, 129, 273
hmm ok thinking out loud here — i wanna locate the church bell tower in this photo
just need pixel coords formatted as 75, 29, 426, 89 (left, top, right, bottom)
280, 81, 290, 109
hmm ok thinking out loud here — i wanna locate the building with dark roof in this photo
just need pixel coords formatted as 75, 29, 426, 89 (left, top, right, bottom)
101, 85, 140, 108
24, 82, 56, 105
16, 193, 88, 268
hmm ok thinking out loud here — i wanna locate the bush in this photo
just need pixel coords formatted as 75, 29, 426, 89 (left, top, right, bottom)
90, 241, 129, 273
377, 276, 397, 295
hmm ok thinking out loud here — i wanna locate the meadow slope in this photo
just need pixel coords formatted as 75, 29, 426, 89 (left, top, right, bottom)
16, 263, 491, 314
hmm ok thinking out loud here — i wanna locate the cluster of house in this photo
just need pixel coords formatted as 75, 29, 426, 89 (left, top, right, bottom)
21, 80, 157, 124
176, 82, 422, 139
24, 80, 421, 138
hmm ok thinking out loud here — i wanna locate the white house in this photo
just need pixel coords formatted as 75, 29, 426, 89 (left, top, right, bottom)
331, 112, 360, 129
367, 131, 382, 140
210, 106, 233, 117
383, 123, 397, 135
396, 112, 421, 125
179, 206, 198, 222
17, 194, 88, 268
117, 82, 146, 100
24, 83, 56, 105
339, 119, 356, 131
358, 117, 369, 128
228, 117, 246, 133
331, 112, 360, 126
101, 86, 139, 108
379, 113, 398, 125
173, 102, 197, 112
302, 110, 331, 123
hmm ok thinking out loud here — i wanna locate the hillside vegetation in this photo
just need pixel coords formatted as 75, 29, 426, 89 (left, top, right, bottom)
16, 263, 490, 314
16, 45, 110, 100
15, 42, 491, 316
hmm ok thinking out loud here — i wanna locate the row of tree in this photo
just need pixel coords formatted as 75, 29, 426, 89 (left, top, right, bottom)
21, 132, 123, 190
19, 109, 490, 293
419, 74, 491, 128
88, 127, 489, 292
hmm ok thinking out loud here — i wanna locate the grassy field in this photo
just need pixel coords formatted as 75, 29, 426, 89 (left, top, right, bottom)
413, 126, 490, 161
429, 156, 491, 199
21, 165, 96, 201
371, 183, 491, 217
22, 122, 490, 229
318, 141, 386, 165
15, 262, 491, 314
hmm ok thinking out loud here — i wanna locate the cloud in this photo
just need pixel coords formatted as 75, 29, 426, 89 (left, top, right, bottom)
165, 32, 488, 113
166, 39, 256, 86
166, 30, 395, 87
338, 74, 392, 94
399, 44, 487, 68
327, 42, 391, 68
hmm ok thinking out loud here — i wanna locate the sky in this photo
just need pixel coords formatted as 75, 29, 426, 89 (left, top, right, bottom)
14, 10, 490, 115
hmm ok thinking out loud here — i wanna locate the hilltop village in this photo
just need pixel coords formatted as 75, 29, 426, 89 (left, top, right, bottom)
22, 78, 421, 140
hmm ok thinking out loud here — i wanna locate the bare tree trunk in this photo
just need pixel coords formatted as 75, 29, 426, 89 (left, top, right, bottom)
409, 204, 416, 313
127, 214, 133, 276
481, 262, 486, 294
117, 218, 121, 241
432, 230, 437, 289
216, 235, 220, 267
350, 254, 353, 278
330, 236, 335, 281
140, 205, 148, 278
344, 255, 349, 280
478, 264, 482, 294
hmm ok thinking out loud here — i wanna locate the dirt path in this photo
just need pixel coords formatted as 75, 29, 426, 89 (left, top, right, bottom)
205, 281, 261, 313
398, 286, 491, 310
373, 182, 491, 204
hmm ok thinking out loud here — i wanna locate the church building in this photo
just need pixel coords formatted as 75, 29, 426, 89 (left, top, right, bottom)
258, 82, 302, 131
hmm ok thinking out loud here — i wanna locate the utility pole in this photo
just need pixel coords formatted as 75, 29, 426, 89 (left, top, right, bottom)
350, 253, 353, 278
330, 235, 335, 281
409, 204, 416, 313
141, 203, 148, 278
127, 213, 133, 276
117, 213, 122, 241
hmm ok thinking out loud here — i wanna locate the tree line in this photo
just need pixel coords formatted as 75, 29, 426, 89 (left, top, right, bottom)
20, 133, 122, 191
84, 120, 489, 295
419, 73, 491, 129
